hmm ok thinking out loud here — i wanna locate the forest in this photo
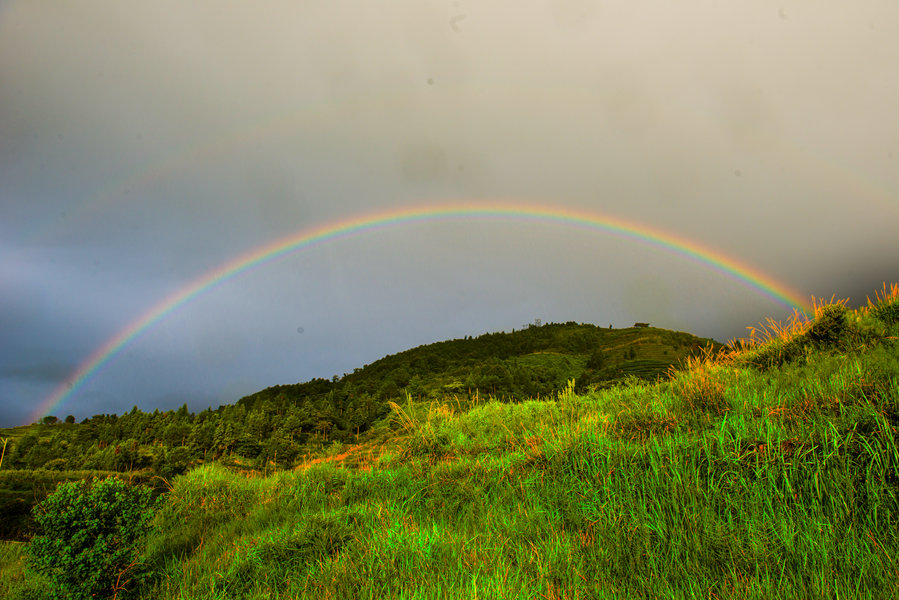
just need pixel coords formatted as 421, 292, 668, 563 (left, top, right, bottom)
0, 322, 721, 540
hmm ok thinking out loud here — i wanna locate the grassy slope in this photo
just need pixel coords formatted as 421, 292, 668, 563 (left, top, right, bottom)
5, 285, 899, 599
0, 425, 46, 448
0, 322, 723, 549
134, 286, 899, 600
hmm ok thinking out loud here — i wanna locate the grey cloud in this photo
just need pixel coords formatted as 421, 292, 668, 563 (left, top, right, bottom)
0, 1, 896, 427
1, 363, 77, 383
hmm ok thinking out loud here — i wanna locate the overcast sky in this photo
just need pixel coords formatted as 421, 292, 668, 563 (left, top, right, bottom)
1, 1, 897, 427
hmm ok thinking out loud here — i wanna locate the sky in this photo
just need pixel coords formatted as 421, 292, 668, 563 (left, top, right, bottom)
1, 1, 897, 427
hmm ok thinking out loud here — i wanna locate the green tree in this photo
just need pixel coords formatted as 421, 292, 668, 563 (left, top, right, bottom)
586, 349, 606, 370
27, 478, 159, 600
233, 435, 262, 458
161, 421, 191, 447
6, 432, 39, 468
263, 428, 299, 466
281, 406, 303, 440
212, 420, 237, 456
83, 445, 117, 471
175, 403, 191, 420
246, 408, 269, 443
20, 437, 63, 469
156, 446, 193, 478
187, 418, 216, 458
112, 439, 147, 472
314, 419, 333, 441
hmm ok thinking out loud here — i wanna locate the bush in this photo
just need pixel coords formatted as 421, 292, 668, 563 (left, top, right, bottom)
804, 303, 850, 348
26, 478, 158, 600
871, 297, 899, 326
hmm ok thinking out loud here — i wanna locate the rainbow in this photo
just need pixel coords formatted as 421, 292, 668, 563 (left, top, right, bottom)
33, 201, 813, 422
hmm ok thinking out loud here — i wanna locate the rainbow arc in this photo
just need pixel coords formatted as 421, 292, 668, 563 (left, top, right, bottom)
33, 201, 812, 422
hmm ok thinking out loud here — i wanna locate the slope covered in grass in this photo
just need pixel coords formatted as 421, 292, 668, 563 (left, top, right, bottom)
6, 284, 899, 599
0, 322, 723, 544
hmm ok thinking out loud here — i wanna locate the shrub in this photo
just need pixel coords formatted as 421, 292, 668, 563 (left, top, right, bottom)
804, 303, 850, 348
26, 478, 158, 600
871, 296, 899, 326
864, 283, 899, 326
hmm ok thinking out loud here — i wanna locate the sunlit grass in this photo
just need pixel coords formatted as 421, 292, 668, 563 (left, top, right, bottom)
864, 282, 899, 326
0, 541, 48, 599
137, 286, 899, 599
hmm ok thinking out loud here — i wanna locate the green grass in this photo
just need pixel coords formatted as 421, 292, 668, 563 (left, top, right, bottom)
0, 541, 48, 599
9, 285, 899, 599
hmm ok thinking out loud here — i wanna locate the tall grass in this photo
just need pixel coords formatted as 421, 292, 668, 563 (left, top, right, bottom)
139, 288, 899, 599
10, 285, 899, 599
0, 541, 48, 599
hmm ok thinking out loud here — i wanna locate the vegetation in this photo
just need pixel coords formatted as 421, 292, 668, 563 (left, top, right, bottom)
1, 283, 897, 599
0, 322, 718, 541
27, 478, 158, 600
0, 471, 164, 542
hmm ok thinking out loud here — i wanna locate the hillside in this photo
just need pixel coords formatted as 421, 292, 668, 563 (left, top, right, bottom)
3, 284, 897, 599
237, 321, 726, 413
0, 321, 722, 540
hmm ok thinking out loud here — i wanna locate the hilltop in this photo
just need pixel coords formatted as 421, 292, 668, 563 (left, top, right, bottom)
236, 320, 726, 417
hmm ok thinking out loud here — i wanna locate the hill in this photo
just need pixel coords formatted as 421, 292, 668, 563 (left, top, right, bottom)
0, 321, 722, 540
3, 284, 898, 599
236, 320, 726, 416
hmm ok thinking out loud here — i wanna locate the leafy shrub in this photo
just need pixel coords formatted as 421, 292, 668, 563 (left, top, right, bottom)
27, 478, 158, 600
804, 303, 850, 348
871, 296, 899, 326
